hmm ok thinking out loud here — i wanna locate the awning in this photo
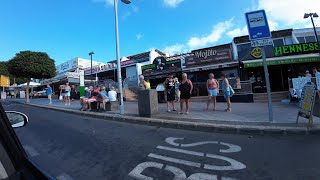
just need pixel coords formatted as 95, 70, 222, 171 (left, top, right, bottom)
243, 54, 320, 68
183, 61, 239, 73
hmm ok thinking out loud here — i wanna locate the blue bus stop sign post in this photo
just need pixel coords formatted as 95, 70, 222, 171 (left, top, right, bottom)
245, 10, 273, 122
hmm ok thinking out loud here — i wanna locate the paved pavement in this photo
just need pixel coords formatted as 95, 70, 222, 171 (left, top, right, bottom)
3, 101, 320, 180
8, 97, 320, 125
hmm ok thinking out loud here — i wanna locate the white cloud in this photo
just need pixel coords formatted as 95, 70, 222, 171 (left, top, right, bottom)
163, 44, 187, 55
187, 18, 233, 49
92, 0, 113, 6
136, 33, 143, 40
227, 26, 248, 38
163, 0, 184, 8
257, 0, 320, 29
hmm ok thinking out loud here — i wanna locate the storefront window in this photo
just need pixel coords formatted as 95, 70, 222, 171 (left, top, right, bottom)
284, 37, 293, 45
296, 37, 305, 43
273, 39, 284, 47
305, 36, 316, 43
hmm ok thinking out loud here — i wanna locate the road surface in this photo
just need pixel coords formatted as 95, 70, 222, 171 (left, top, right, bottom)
3, 101, 320, 180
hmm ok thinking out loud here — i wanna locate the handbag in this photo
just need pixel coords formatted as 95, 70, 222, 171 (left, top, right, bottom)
59, 95, 63, 100
229, 85, 235, 97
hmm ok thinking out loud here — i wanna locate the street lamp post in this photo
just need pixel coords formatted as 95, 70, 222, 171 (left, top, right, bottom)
89, 51, 94, 90
304, 13, 319, 54
114, 0, 131, 114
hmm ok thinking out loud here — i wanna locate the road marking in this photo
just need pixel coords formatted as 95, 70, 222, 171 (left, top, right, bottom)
165, 137, 241, 153
164, 165, 187, 179
165, 137, 184, 147
23, 145, 39, 157
56, 173, 74, 180
204, 154, 246, 171
157, 145, 204, 157
128, 161, 163, 180
187, 173, 217, 180
219, 142, 241, 153
148, 153, 201, 168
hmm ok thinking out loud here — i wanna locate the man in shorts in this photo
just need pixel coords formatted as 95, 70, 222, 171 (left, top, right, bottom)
46, 84, 53, 104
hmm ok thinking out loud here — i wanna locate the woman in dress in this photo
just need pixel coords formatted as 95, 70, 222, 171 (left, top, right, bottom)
221, 73, 231, 112
164, 75, 176, 112
179, 73, 193, 115
206, 73, 219, 111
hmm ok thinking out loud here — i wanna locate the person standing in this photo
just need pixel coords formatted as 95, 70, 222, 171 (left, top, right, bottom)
305, 70, 312, 77
221, 73, 231, 112
46, 84, 53, 105
174, 77, 180, 103
206, 73, 219, 111
313, 67, 319, 76
164, 75, 176, 112
179, 73, 193, 115
64, 83, 71, 105
139, 75, 147, 90
71, 85, 77, 101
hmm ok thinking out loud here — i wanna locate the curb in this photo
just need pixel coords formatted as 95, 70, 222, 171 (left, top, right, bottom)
8, 100, 320, 136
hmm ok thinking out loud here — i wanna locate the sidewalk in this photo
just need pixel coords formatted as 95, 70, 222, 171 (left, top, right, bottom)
6, 98, 320, 134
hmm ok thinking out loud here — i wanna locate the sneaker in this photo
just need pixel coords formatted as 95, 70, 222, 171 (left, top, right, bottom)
167, 110, 171, 112
186, 112, 189, 115
173, 109, 177, 111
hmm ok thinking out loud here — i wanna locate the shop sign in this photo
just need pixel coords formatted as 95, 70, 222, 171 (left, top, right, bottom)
0, 75, 10, 87
185, 63, 238, 73
274, 42, 319, 56
56, 59, 78, 73
84, 63, 116, 75
244, 57, 320, 68
250, 47, 263, 59
142, 57, 181, 75
185, 47, 232, 67
121, 57, 149, 67
297, 83, 316, 124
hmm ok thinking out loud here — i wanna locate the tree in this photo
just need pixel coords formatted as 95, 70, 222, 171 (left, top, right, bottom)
0, 61, 26, 85
8, 51, 56, 103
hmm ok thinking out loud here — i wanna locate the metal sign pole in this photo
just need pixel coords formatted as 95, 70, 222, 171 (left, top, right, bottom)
262, 46, 273, 122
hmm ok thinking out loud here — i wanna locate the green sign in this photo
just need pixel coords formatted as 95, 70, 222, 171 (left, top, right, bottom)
274, 42, 319, 56
244, 57, 320, 68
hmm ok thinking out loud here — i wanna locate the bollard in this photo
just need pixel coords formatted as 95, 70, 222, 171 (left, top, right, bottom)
138, 89, 159, 117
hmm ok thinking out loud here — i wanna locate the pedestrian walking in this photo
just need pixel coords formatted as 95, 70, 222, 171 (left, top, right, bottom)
221, 73, 231, 112
59, 85, 65, 102
64, 83, 71, 105
138, 75, 147, 90
46, 84, 52, 104
164, 75, 176, 112
174, 77, 180, 103
206, 73, 219, 111
179, 73, 193, 115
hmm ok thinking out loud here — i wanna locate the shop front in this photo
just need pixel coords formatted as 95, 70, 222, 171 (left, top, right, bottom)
183, 44, 239, 96
142, 56, 182, 88
240, 42, 320, 92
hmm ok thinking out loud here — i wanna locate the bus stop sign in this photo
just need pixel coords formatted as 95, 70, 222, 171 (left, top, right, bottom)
245, 10, 271, 40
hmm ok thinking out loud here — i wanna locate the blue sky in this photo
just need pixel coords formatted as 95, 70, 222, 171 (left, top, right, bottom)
1, 0, 319, 65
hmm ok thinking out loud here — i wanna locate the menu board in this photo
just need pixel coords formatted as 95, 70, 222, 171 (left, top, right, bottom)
316, 73, 320, 90
298, 84, 316, 119
292, 77, 311, 90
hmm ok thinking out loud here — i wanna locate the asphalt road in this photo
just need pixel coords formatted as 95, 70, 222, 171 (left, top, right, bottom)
3, 101, 320, 180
